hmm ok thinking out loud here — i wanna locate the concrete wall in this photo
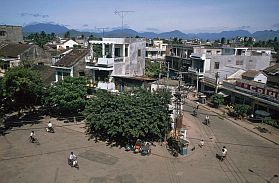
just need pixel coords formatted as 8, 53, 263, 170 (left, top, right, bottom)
209, 55, 272, 72
112, 39, 145, 76
73, 55, 91, 78
0, 25, 23, 44
21, 45, 52, 66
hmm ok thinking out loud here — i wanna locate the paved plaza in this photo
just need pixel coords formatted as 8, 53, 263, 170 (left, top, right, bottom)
0, 102, 279, 183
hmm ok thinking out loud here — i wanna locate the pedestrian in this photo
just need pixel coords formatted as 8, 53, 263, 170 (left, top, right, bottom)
196, 102, 200, 110
199, 139, 204, 148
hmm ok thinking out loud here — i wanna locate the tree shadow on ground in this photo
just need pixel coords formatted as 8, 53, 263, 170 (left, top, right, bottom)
0, 110, 44, 136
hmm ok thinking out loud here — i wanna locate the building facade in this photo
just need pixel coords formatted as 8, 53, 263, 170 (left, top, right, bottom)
0, 25, 23, 44
86, 38, 146, 90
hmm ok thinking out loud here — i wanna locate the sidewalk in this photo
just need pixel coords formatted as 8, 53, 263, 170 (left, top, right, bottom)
187, 94, 279, 145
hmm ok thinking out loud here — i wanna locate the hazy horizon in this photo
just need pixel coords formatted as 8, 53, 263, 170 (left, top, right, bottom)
1, 0, 279, 33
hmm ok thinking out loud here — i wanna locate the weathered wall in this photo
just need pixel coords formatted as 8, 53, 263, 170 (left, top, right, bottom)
0, 25, 23, 44
21, 45, 52, 65
73, 55, 91, 78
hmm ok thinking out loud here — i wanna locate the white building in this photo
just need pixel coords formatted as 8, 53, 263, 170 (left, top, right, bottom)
146, 39, 168, 60
56, 39, 79, 50
86, 38, 146, 91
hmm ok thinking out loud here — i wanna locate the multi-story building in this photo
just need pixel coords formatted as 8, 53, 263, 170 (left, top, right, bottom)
0, 25, 23, 44
146, 39, 168, 61
187, 46, 274, 93
86, 38, 146, 91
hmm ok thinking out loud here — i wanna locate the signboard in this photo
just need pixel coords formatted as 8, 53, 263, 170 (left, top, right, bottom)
235, 81, 279, 101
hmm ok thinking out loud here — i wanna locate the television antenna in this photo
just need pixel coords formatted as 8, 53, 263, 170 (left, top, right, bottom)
114, 10, 135, 37
95, 27, 109, 38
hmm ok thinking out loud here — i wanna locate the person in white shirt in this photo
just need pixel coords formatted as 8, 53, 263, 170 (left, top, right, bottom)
221, 146, 227, 161
205, 115, 209, 125
69, 152, 77, 167
46, 121, 53, 132
30, 131, 35, 143
199, 139, 204, 148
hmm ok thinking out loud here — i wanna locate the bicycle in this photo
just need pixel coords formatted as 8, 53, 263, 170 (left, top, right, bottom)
29, 136, 40, 145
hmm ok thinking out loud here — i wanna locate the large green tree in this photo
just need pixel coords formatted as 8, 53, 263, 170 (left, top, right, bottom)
2, 67, 43, 114
84, 89, 171, 142
44, 77, 87, 115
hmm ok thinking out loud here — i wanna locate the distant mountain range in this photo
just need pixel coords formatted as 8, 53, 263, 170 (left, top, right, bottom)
23, 23, 279, 41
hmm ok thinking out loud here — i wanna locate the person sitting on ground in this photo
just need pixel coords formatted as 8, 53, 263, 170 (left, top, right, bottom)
30, 131, 35, 143
69, 152, 77, 167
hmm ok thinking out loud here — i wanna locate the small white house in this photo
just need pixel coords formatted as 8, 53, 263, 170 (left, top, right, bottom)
56, 39, 78, 50
241, 70, 267, 84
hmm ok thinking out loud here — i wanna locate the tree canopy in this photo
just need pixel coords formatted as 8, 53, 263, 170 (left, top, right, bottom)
2, 67, 43, 113
44, 77, 87, 115
145, 59, 160, 78
27, 31, 57, 47
210, 94, 224, 108
84, 89, 171, 142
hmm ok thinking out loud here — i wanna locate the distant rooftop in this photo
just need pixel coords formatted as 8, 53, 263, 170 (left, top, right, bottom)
0, 44, 32, 58
54, 49, 89, 67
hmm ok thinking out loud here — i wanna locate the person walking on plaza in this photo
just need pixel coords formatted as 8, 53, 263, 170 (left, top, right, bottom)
199, 139, 204, 148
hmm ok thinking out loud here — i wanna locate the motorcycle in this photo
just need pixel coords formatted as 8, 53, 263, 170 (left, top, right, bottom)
125, 140, 133, 151
68, 157, 79, 168
46, 127, 55, 133
134, 139, 142, 153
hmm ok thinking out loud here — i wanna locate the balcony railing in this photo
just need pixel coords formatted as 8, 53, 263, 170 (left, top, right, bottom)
114, 57, 124, 63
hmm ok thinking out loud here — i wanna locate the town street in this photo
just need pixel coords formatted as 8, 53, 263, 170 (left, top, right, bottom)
0, 106, 278, 183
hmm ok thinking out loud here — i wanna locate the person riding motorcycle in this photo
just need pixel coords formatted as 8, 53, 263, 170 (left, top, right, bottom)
46, 121, 54, 132
68, 152, 78, 167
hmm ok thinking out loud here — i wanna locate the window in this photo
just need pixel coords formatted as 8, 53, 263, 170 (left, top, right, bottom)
138, 49, 141, 57
214, 62, 220, 69
79, 71, 85, 76
115, 48, 120, 57
236, 60, 243, 65
0, 31, 6, 36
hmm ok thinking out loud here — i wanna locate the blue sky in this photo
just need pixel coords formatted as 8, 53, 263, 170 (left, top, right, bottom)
1, 0, 279, 33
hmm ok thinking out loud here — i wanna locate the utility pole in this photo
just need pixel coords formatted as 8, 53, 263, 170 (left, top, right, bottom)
167, 61, 170, 81
95, 27, 109, 38
215, 72, 219, 94
196, 69, 200, 97
114, 10, 134, 37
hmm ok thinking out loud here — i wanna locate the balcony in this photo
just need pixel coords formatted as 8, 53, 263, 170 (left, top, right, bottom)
97, 81, 115, 90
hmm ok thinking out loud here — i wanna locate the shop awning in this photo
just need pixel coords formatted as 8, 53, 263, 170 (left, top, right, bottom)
218, 91, 229, 97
